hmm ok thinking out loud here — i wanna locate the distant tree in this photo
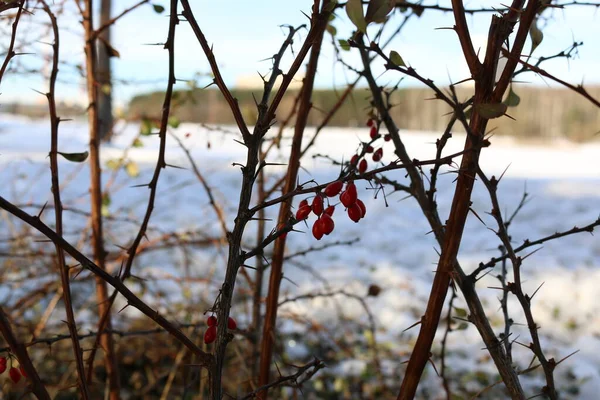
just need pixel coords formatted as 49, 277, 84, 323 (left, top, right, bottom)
97, 0, 113, 142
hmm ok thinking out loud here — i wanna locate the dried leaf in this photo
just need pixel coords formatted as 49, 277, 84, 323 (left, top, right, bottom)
345, 0, 367, 33
366, 0, 394, 24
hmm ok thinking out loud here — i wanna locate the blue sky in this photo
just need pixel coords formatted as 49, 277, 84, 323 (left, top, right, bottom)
1, 1, 599, 108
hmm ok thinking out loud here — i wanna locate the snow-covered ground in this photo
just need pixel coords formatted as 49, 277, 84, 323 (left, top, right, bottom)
1, 114, 599, 398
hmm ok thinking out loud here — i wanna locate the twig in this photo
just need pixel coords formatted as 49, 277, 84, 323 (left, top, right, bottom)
240, 358, 324, 399
0, 0, 24, 87
43, 4, 90, 397
478, 169, 558, 398
91, 0, 149, 39
502, 47, 600, 108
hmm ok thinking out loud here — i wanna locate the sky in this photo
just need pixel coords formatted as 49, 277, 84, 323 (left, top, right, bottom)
1, 1, 599, 108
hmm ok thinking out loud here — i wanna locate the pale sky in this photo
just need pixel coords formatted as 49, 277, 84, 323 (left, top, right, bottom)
1, 1, 599, 108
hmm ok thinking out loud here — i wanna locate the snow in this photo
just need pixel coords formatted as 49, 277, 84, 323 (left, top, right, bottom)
0, 114, 599, 398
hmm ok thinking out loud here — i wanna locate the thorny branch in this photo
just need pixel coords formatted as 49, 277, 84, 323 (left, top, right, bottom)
478, 169, 557, 399
44, 4, 90, 398
0, 0, 23, 87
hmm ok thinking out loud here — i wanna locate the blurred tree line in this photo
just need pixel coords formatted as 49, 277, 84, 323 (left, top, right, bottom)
127, 86, 600, 142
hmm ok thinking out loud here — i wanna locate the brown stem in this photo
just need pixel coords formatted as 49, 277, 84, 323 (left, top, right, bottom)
251, 142, 267, 383
0, 306, 51, 400
81, 0, 120, 396
493, 0, 540, 101
451, 0, 481, 76
257, 2, 329, 397
43, 4, 90, 398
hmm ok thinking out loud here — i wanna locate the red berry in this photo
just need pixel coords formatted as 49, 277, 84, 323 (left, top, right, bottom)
0, 363, 6, 374
207, 316, 217, 327
365, 145, 374, 153
369, 126, 378, 139
324, 181, 343, 197
340, 182, 358, 207
356, 199, 367, 218
348, 203, 362, 223
9, 367, 20, 383
350, 154, 359, 165
0, 356, 6, 365
227, 317, 237, 330
295, 205, 312, 221
204, 326, 217, 344
312, 219, 324, 240
320, 214, 335, 235
19, 366, 26, 378
358, 159, 368, 174
384, 134, 391, 142
324, 205, 335, 216
312, 195, 324, 216
372, 148, 383, 162
366, 118, 374, 127
299, 199, 309, 209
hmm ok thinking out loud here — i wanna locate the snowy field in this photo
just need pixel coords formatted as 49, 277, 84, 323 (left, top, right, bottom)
1, 114, 599, 398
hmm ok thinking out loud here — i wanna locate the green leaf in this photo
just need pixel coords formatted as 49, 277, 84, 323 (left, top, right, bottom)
389, 50, 405, 67
106, 158, 121, 170
345, 0, 366, 33
101, 84, 111, 95
503, 86, 521, 107
125, 161, 139, 178
324, 0, 338, 13
454, 307, 468, 318
366, 0, 394, 24
326, 24, 337, 37
168, 116, 180, 128
140, 118, 153, 136
529, 20, 543, 54
58, 151, 89, 163
456, 322, 469, 331
101, 193, 111, 217
102, 193, 111, 207
338, 39, 350, 51
132, 138, 144, 148
152, 4, 165, 13
475, 103, 507, 119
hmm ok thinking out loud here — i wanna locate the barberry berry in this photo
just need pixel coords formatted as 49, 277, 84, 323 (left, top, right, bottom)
9, 367, 20, 383
358, 159, 368, 174
324, 181, 343, 197
320, 214, 335, 235
372, 148, 383, 162
227, 317, 237, 330
204, 326, 217, 344
312, 195, 324, 216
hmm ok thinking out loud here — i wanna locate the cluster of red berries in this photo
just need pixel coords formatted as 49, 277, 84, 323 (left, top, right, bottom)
203, 315, 237, 344
0, 356, 26, 383
295, 180, 366, 240
349, 118, 390, 174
